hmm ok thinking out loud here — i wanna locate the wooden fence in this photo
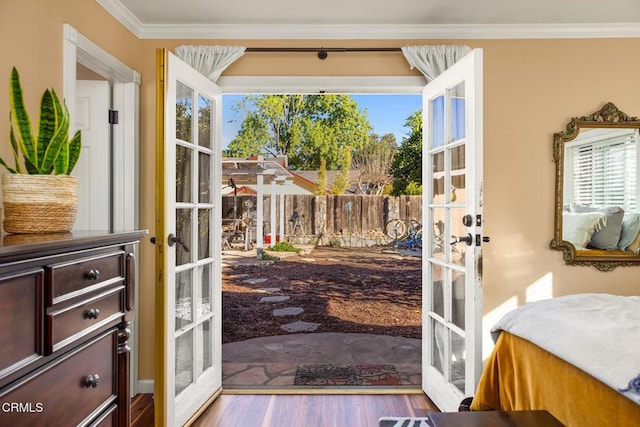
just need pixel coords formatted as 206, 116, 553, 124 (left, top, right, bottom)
222, 194, 422, 246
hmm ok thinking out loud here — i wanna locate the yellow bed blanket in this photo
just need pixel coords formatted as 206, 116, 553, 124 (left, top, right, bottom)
470, 332, 640, 426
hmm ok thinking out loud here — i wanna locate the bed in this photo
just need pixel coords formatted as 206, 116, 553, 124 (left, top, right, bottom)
470, 293, 640, 426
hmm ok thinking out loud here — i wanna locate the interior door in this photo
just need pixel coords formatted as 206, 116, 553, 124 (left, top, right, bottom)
422, 49, 484, 412
156, 50, 223, 426
74, 80, 110, 230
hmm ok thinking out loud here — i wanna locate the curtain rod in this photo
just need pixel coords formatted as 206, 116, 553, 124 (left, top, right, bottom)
245, 47, 402, 60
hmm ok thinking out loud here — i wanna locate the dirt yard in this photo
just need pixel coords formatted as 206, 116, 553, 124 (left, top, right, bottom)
222, 246, 422, 344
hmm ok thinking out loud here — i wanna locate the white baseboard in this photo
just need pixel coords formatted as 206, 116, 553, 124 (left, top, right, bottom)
137, 379, 154, 395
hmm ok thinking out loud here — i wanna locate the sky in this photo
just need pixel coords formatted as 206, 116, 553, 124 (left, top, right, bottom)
222, 94, 422, 149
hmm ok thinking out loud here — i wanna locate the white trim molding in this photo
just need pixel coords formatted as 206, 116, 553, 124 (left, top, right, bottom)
63, 22, 141, 396
96, 1, 640, 39
217, 76, 426, 94
137, 379, 155, 395
136, 22, 640, 40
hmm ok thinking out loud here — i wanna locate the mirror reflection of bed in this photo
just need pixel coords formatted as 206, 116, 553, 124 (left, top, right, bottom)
562, 127, 640, 255
551, 102, 640, 269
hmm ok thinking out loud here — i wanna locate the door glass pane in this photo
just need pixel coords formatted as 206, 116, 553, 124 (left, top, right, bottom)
431, 95, 445, 148
176, 81, 193, 143
198, 95, 212, 148
431, 318, 444, 375
176, 209, 192, 266
198, 152, 211, 203
450, 207, 466, 265
175, 270, 192, 330
452, 272, 466, 329
175, 330, 193, 396
450, 145, 466, 204
431, 263, 444, 318
432, 207, 446, 257
431, 152, 445, 204
450, 82, 465, 143
198, 209, 210, 260
198, 264, 212, 318
176, 145, 192, 203
451, 330, 466, 392
199, 319, 213, 372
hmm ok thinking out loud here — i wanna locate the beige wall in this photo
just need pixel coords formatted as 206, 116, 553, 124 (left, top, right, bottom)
2, 0, 639, 382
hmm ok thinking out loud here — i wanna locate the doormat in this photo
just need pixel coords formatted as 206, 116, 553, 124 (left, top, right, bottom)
294, 364, 402, 386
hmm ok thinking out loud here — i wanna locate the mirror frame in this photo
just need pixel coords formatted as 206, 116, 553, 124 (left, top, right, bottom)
550, 102, 640, 271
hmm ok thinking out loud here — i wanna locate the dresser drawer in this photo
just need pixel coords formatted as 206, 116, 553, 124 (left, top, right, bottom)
0, 269, 44, 384
0, 330, 117, 427
47, 252, 125, 304
47, 286, 124, 353
89, 404, 117, 427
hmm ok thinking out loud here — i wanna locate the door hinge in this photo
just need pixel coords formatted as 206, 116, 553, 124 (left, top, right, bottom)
108, 109, 119, 124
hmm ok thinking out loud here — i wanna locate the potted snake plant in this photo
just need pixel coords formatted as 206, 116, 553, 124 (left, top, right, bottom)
0, 67, 81, 233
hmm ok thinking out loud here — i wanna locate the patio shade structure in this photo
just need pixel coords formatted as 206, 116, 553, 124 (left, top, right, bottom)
222, 156, 293, 251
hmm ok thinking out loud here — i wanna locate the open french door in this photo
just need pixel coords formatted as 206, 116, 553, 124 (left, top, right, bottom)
422, 49, 484, 412
156, 50, 223, 426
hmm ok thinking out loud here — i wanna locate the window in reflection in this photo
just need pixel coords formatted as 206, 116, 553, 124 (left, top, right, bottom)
564, 128, 637, 211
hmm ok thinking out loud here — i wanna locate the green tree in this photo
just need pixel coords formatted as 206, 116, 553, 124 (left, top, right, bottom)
331, 146, 351, 194
226, 95, 371, 170
315, 159, 327, 195
352, 133, 396, 195
391, 111, 422, 195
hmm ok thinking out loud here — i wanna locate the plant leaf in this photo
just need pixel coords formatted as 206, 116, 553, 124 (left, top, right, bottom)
54, 140, 69, 174
9, 67, 36, 166
0, 156, 18, 174
9, 126, 23, 174
67, 130, 82, 174
24, 157, 39, 174
40, 101, 69, 174
36, 89, 57, 169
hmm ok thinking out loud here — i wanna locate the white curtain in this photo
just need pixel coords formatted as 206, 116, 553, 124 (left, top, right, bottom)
401, 45, 471, 81
175, 45, 246, 82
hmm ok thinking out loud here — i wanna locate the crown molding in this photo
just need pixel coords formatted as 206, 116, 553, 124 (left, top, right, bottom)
97, 0, 144, 36
137, 23, 640, 40
98, 1, 640, 39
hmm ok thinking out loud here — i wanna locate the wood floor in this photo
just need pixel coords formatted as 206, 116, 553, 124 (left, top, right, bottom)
191, 393, 439, 427
193, 394, 438, 427
133, 391, 439, 426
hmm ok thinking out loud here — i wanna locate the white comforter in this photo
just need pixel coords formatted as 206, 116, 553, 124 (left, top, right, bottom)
490, 293, 640, 404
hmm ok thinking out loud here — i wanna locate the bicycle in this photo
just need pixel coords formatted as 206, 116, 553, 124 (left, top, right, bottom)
385, 218, 422, 250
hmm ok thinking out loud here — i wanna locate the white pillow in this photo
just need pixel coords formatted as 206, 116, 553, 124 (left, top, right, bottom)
563, 212, 606, 249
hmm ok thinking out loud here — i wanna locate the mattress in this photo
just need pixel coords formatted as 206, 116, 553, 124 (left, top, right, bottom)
470, 332, 640, 427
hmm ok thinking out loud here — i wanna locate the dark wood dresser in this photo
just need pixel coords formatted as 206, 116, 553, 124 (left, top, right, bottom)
0, 231, 146, 427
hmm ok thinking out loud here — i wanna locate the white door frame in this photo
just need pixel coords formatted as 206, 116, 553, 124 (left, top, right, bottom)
62, 23, 141, 392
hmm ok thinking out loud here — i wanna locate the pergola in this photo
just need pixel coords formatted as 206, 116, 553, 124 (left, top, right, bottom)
222, 156, 293, 251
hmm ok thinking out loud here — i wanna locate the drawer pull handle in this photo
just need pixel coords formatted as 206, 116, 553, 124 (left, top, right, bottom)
84, 374, 100, 388
87, 269, 101, 280
84, 308, 101, 319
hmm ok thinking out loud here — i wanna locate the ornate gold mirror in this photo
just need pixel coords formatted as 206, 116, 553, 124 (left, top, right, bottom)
551, 102, 640, 271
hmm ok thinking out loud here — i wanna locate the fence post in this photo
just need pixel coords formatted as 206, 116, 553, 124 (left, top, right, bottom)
314, 195, 327, 244
387, 196, 400, 221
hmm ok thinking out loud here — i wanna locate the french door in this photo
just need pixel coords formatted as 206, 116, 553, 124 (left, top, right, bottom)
422, 49, 484, 412
156, 50, 223, 426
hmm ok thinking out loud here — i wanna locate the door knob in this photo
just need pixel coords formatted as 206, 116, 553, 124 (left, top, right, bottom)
167, 233, 190, 252
452, 234, 473, 246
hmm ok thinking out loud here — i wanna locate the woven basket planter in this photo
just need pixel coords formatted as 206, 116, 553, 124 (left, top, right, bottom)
2, 174, 78, 234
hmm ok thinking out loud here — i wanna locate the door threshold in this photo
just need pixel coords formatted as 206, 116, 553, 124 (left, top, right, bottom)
222, 386, 424, 395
